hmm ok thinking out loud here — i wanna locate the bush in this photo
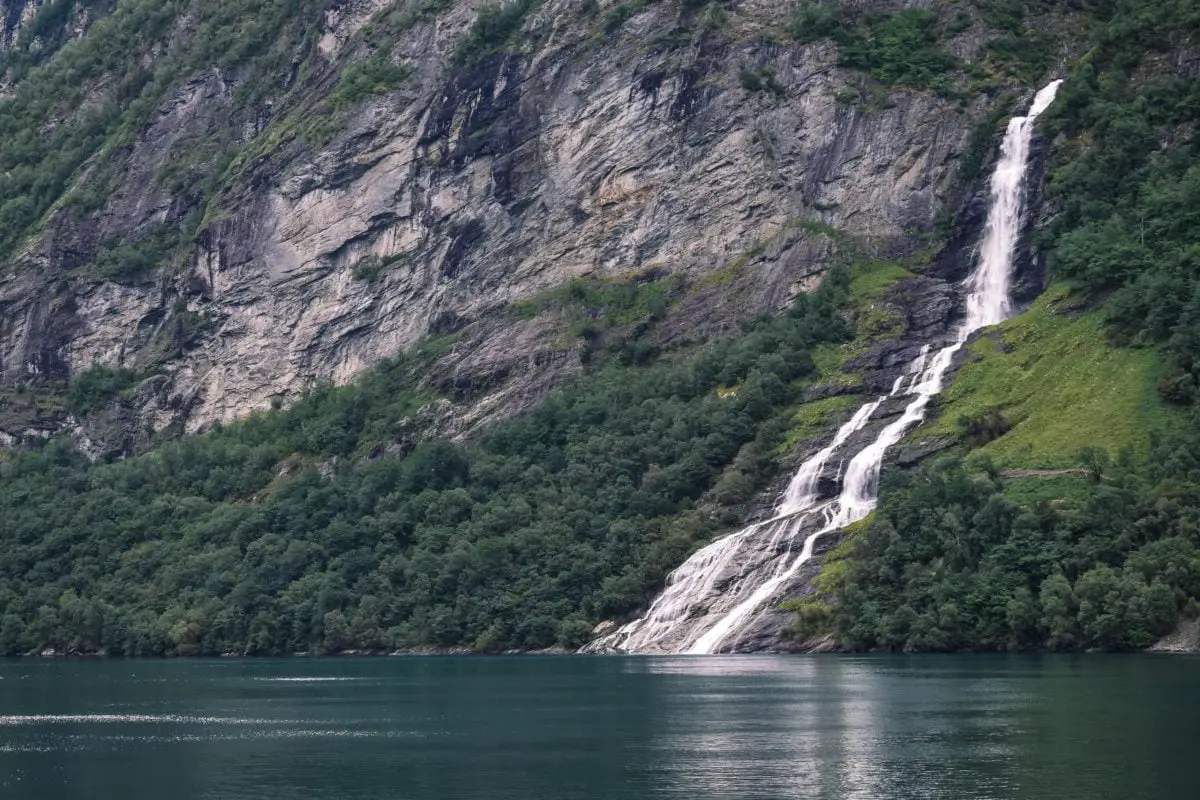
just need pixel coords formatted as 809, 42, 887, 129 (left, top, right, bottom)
602, 1, 646, 34
333, 56, 413, 107
790, 1, 844, 44
955, 407, 1011, 448
455, 0, 539, 63
833, 427, 1200, 652
838, 10, 958, 91
740, 68, 786, 97
67, 364, 139, 415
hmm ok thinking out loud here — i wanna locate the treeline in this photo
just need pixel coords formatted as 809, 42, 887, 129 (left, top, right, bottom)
0, 274, 852, 656
829, 435, 1200, 651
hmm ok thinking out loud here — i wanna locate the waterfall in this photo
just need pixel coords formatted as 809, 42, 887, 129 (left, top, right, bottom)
585, 80, 1063, 655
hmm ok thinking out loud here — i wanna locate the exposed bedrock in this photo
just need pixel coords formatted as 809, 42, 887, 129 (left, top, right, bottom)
0, 1, 1007, 448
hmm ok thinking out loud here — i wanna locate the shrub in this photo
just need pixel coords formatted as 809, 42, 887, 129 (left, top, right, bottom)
955, 407, 1012, 448
333, 56, 413, 107
455, 0, 539, 63
67, 364, 139, 415
790, 1, 844, 44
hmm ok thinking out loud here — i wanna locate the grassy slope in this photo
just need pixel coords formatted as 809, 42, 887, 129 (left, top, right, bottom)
920, 285, 1182, 468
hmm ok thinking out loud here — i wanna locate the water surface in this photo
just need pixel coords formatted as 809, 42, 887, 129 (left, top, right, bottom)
1, 655, 1196, 799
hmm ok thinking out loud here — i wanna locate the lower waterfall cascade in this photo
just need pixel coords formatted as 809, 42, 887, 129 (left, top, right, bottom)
584, 79, 1065, 655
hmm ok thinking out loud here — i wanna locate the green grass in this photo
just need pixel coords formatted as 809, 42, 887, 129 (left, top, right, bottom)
848, 259, 911, 300
780, 395, 860, 451
781, 255, 920, 450
697, 242, 768, 288
999, 474, 1093, 506
508, 272, 679, 325
923, 285, 1182, 468
776, 514, 870, 637
813, 514, 869, 592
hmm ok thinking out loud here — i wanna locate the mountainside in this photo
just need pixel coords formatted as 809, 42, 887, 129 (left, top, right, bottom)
0, 0, 1197, 656
0, 0, 1011, 453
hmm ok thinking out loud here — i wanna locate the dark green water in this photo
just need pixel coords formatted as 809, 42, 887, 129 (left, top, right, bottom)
1, 655, 1196, 799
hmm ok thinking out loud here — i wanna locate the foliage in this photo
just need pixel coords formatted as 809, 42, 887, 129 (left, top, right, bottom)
955, 407, 1012, 449
509, 271, 685, 364
982, 30, 1054, 84
805, 252, 915, 391
602, 1, 648, 34
790, 1, 843, 45
455, 0, 540, 64
827, 428, 1200, 652
352, 253, 408, 283
838, 10, 959, 93
1037, 0, 1200, 403
957, 94, 1017, 186
0, 0, 116, 82
779, 395, 859, 452
0, 271, 854, 656
66, 364, 140, 415
921, 287, 1180, 468
789, 6, 959, 93
333, 56, 414, 108
739, 68, 786, 97
92, 222, 189, 281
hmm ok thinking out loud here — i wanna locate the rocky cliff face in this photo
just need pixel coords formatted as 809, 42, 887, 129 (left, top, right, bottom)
0, 0, 1012, 451
1, 0, 107, 65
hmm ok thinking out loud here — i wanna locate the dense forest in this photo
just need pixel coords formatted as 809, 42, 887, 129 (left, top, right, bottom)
812, 435, 1200, 651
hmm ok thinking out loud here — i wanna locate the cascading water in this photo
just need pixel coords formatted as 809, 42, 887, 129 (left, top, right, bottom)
584, 80, 1063, 655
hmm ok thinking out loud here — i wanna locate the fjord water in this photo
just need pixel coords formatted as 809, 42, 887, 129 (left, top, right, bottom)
590, 81, 1064, 654
1, 656, 1197, 800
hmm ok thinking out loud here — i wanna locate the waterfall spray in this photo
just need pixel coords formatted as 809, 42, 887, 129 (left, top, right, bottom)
585, 80, 1063, 655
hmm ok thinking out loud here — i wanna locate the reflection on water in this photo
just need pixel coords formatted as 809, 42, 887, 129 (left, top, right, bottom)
0, 655, 1196, 800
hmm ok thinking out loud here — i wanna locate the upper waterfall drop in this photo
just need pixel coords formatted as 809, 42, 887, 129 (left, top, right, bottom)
583, 80, 1063, 656
967, 81, 1064, 329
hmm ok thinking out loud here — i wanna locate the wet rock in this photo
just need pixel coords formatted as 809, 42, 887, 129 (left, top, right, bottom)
591, 620, 616, 637
887, 277, 960, 340
714, 527, 847, 654
584, 509, 846, 655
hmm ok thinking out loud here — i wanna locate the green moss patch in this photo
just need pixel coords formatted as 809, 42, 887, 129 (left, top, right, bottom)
780, 394, 860, 452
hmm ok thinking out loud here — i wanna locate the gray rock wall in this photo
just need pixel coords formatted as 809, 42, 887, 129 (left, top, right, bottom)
0, 0, 989, 445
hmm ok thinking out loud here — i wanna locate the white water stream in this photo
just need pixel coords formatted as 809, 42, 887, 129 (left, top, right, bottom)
586, 80, 1063, 655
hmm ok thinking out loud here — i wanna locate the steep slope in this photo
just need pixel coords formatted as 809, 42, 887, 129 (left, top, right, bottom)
0, 0, 1048, 453
784, 0, 1200, 653
587, 77, 1064, 654
2, 0, 1197, 658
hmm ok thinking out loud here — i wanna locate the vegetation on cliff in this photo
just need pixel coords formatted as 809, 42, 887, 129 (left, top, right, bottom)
0, 271, 855, 656
0, 0, 1197, 657
824, 431, 1200, 652
801, 0, 1200, 652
